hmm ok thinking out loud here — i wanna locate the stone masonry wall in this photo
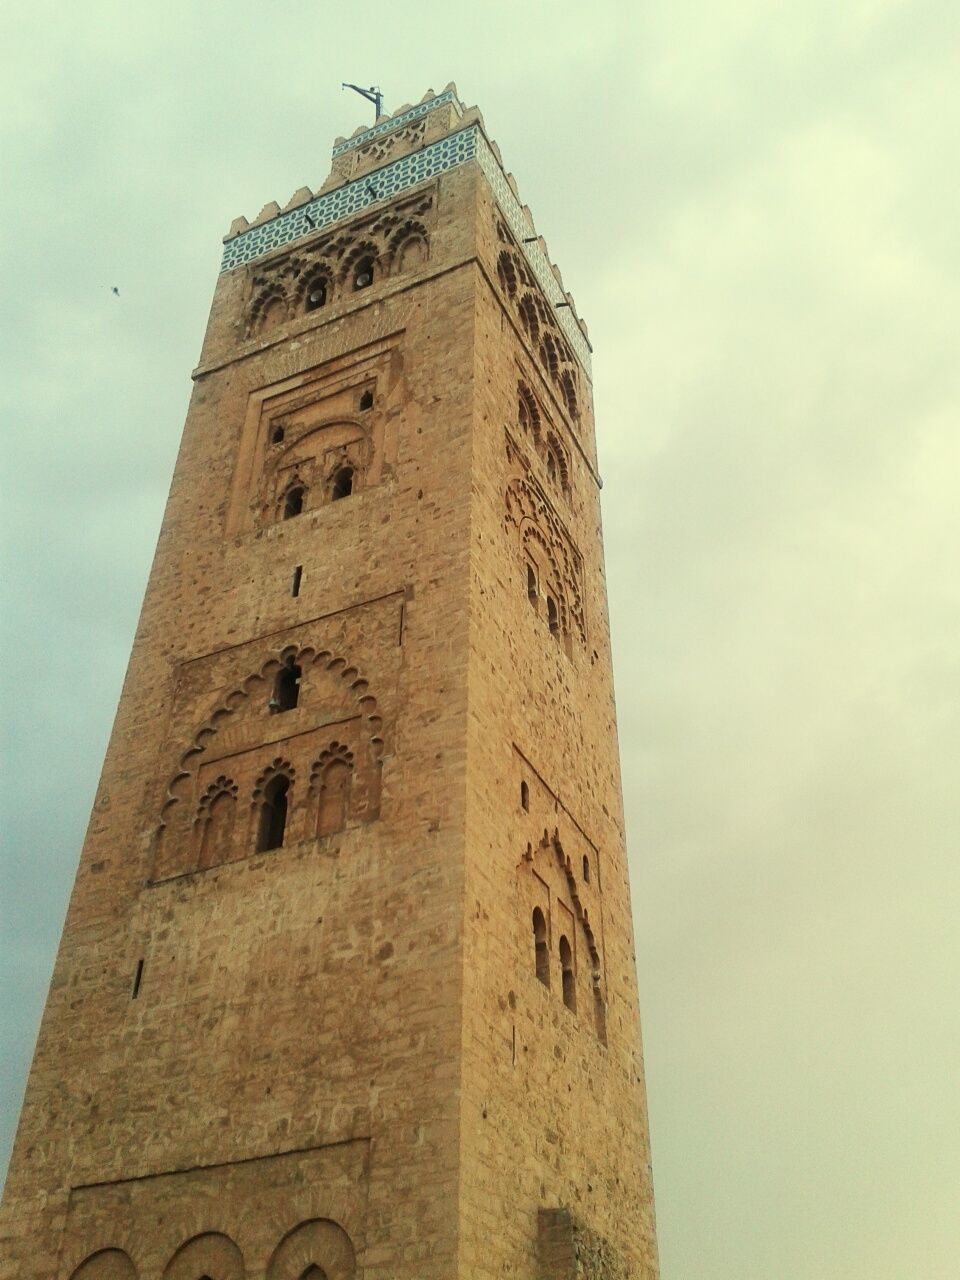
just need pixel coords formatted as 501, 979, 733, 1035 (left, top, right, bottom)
1, 104, 659, 1280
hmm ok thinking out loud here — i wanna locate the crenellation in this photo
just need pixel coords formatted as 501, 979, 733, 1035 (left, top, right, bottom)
1, 87, 657, 1280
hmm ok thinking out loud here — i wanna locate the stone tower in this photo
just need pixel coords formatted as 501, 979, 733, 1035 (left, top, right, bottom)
0, 85, 659, 1280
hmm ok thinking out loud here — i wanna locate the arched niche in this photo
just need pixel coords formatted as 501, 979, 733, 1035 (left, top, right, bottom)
162, 1231, 245, 1280
68, 1249, 138, 1280
266, 1219, 356, 1280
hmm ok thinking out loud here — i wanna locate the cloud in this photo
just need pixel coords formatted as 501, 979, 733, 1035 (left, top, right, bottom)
2, 3, 959, 1277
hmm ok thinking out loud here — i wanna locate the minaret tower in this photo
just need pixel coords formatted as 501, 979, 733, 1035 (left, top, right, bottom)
1, 85, 659, 1280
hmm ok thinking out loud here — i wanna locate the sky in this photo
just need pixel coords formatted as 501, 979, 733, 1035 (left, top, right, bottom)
1, 2, 958, 1277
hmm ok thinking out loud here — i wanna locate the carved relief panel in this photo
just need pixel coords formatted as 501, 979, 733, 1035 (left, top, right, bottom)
151, 597, 402, 883
516, 752, 607, 1044
242, 192, 434, 339
504, 432, 586, 652
226, 339, 405, 536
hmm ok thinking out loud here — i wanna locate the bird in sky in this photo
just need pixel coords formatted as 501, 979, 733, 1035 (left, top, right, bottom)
111, 286, 120, 297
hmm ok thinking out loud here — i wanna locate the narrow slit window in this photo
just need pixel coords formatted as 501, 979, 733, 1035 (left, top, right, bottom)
131, 959, 144, 1000
520, 780, 529, 811
291, 565, 302, 597
527, 564, 538, 607
256, 775, 290, 852
582, 854, 590, 883
533, 908, 550, 987
559, 935, 576, 1012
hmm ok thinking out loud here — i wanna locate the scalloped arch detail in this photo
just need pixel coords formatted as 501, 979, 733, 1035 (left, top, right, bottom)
157, 647, 384, 836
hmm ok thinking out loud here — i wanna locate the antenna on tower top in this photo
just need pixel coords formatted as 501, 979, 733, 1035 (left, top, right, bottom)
342, 83, 384, 121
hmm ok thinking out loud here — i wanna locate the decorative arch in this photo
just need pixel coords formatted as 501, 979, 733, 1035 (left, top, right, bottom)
252, 757, 296, 802
298, 267, 333, 313
538, 330, 561, 381
517, 381, 541, 442
157, 647, 385, 842
253, 758, 294, 852
249, 283, 289, 335
518, 293, 540, 344
387, 219, 429, 271
543, 428, 570, 493
266, 1219, 356, 1280
559, 368, 579, 421
162, 1232, 244, 1280
338, 240, 380, 288
310, 741, 355, 837
68, 1249, 138, 1280
526, 828, 607, 1041
497, 250, 518, 299
194, 775, 238, 868
505, 474, 585, 644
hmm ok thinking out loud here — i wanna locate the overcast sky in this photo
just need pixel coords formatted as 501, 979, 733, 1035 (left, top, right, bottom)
2, 3, 958, 1277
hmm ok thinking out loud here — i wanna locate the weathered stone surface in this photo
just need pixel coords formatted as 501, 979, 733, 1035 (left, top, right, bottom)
0, 91, 658, 1280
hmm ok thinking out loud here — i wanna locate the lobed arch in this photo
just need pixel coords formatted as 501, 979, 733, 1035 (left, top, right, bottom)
157, 646, 385, 842
518, 293, 540, 344
252, 756, 296, 804
386, 218, 429, 269
337, 240, 381, 288
249, 283, 290, 335
524, 828, 607, 1040
517, 381, 541, 442
520, 522, 572, 639
194, 774, 239, 867
504, 474, 586, 643
558, 368, 579, 421
543, 427, 571, 493
538, 330, 562, 381
296, 266, 333, 313
497, 249, 518, 298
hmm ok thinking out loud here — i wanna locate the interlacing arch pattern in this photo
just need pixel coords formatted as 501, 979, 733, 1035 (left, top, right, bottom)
352, 118, 425, 169
495, 244, 582, 424
505, 471, 585, 645
157, 645, 385, 840
517, 381, 541, 444
242, 196, 433, 337
515, 380, 571, 498
524, 827, 608, 1043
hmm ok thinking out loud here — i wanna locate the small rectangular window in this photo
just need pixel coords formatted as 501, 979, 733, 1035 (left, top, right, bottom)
291, 565, 302, 597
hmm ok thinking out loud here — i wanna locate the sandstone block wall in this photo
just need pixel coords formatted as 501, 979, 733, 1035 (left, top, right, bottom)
1, 100, 658, 1280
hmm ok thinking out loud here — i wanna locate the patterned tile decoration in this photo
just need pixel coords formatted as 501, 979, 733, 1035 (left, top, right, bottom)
220, 127, 477, 273
220, 121, 592, 377
331, 89, 458, 157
